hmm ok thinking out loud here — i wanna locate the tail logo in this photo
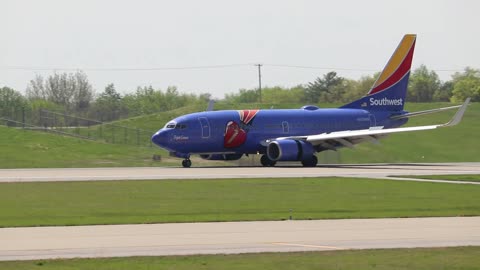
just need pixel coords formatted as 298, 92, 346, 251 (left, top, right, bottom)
369, 34, 416, 95
369, 97, 403, 106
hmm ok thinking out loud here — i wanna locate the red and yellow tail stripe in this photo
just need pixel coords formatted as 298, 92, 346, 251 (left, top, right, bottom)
368, 34, 416, 95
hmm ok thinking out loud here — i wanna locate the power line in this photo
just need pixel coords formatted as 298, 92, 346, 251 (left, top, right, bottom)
0, 64, 470, 73
0, 63, 252, 72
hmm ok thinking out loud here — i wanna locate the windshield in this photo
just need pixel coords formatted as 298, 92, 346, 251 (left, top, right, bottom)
165, 122, 176, 129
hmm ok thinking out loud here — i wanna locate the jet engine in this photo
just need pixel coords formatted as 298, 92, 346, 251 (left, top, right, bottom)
267, 140, 314, 161
200, 154, 243, 161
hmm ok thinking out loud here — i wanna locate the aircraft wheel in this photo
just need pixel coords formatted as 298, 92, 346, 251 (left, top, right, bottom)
302, 155, 318, 167
182, 159, 192, 168
260, 155, 276, 167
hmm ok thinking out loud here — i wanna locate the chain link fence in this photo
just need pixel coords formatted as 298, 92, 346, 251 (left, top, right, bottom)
1, 107, 155, 147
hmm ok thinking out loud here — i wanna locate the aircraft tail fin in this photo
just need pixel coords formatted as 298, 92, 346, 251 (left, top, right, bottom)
341, 34, 416, 112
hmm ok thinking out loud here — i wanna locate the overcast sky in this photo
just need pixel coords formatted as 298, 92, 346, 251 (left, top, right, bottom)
2, 0, 478, 98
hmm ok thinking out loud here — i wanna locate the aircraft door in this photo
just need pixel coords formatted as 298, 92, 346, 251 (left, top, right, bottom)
282, 121, 289, 133
198, 117, 210, 138
369, 114, 377, 127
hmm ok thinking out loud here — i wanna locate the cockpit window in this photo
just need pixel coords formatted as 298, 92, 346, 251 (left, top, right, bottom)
175, 124, 187, 129
165, 122, 176, 129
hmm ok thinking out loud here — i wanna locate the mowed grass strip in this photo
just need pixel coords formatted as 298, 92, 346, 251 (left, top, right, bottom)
1, 247, 479, 270
1, 178, 479, 227
395, 174, 480, 182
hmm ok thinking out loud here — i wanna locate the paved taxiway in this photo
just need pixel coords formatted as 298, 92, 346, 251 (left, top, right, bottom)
0, 162, 479, 183
1, 217, 479, 261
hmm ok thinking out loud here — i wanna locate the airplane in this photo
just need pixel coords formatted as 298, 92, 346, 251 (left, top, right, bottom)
152, 34, 470, 168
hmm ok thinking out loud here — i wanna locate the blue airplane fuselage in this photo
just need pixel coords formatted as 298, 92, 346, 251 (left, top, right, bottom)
152, 107, 408, 156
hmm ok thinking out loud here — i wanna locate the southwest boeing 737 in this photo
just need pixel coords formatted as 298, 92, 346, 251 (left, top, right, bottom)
152, 34, 470, 168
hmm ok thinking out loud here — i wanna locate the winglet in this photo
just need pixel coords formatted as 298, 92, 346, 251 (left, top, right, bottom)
442, 98, 470, 127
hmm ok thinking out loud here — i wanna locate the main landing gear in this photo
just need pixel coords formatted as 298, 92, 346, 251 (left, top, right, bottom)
260, 155, 276, 167
301, 155, 318, 167
260, 154, 318, 167
182, 159, 192, 168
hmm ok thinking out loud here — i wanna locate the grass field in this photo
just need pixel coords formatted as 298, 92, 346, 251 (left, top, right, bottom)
1, 247, 479, 270
0, 125, 169, 168
1, 177, 479, 227
0, 125, 225, 168
396, 174, 480, 182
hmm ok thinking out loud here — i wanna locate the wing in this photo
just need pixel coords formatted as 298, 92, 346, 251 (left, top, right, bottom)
272, 98, 470, 151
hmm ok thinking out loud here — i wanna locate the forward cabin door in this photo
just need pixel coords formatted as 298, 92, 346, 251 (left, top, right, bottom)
198, 117, 210, 138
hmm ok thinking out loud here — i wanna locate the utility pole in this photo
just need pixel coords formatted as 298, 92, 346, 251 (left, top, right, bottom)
256, 64, 262, 103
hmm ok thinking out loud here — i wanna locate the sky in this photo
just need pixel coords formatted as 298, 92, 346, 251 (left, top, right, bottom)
1, 0, 479, 98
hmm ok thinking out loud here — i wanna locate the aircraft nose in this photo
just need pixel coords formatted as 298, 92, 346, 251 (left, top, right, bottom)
151, 130, 168, 147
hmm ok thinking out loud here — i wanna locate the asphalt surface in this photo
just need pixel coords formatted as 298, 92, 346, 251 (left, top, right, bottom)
1, 217, 479, 261
0, 162, 479, 183
1, 163, 479, 261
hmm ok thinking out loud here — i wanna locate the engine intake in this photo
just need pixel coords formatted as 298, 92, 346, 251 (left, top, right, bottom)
267, 140, 314, 161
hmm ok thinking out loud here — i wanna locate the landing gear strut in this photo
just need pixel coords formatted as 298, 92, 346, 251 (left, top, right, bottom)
182, 159, 192, 168
260, 155, 276, 167
301, 155, 318, 167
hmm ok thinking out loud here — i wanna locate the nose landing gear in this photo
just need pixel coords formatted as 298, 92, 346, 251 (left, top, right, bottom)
182, 159, 192, 168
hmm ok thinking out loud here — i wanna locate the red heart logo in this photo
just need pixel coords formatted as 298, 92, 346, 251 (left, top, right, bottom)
224, 121, 247, 148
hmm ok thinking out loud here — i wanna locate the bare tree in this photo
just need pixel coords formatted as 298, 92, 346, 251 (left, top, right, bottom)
27, 71, 94, 112
26, 74, 47, 100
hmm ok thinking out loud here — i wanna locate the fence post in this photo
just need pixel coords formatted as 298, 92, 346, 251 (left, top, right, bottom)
124, 127, 127, 144
22, 107, 25, 129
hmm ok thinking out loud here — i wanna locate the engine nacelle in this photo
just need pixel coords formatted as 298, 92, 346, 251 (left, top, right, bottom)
267, 140, 314, 161
200, 154, 243, 161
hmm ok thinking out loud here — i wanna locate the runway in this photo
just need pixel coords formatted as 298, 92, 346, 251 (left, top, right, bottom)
1, 163, 479, 261
0, 162, 479, 183
1, 217, 479, 261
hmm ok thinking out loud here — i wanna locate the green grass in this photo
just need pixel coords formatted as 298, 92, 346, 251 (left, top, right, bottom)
395, 174, 480, 182
1, 177, 479, 227
1, 247, 479, 270
0, 125, 171, 168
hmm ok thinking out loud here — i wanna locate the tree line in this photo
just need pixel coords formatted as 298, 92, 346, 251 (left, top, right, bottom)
225, 66, 480, 104
1, 65, 479, 125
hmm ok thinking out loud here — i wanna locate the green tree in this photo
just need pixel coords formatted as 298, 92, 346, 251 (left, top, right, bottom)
450, 67, 480, 102
92, 83, 126, 121
0, 87, 28, 120
224, 89, 259, 103
305, 72, 343, 103
433, 81, 453, 102
408, 65, 440, 102
342, 74, 378, 102
261, 85, 305, 104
